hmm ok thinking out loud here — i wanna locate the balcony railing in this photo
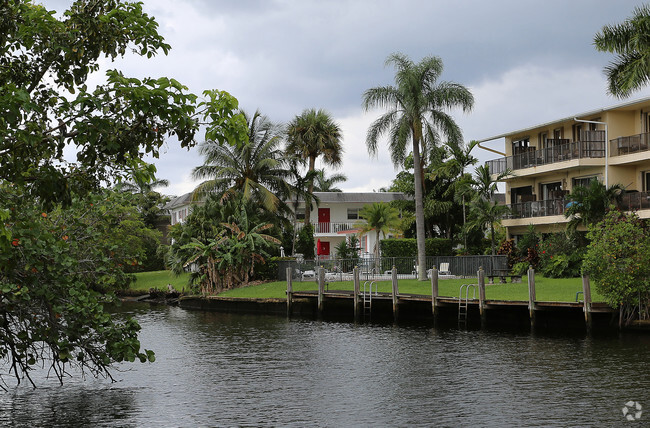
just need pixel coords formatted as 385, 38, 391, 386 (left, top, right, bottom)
610, 132, 650, 156
507, 198, 566, 219
621, 191, 650, 211
295, 221, 363, 234
486, 137, 606, 175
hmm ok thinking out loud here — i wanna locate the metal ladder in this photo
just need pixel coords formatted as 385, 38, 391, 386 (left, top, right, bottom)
458, 284, 478, 326
362, 281, 377, 317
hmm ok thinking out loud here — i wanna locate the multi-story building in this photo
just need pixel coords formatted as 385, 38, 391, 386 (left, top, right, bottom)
479, 96, 650, 239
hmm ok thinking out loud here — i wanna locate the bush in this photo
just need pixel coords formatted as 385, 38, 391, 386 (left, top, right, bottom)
381, 238, 453, 258
538, 233, 585, 278
497, 239, 517, 268
296, 224, 315, 258
511, 261, 529, 276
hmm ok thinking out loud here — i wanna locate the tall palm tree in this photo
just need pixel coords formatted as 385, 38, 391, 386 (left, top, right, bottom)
286, 108, 343, 225
356, 202, 401, 259
313, 168, 347, 192
192, 110, 289, 212
363, 53, 474, 280
469, 164, 511, 256
594, 4, 650, 98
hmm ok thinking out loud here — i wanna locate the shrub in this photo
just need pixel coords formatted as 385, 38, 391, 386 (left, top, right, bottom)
538, 233, 585, 278
511, 261, 529, 276
381, 238, 453, 258
497, 239, 517, 268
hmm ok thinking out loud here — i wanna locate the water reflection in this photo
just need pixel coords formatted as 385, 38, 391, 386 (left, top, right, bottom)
0, 302, 648, 426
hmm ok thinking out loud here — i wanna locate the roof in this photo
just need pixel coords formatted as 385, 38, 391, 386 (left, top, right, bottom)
310, 192, 410, 204
164, 192, 193, 210
478, 96, 650, 143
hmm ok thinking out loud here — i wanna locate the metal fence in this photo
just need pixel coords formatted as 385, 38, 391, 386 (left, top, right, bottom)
277, 255, 507, 282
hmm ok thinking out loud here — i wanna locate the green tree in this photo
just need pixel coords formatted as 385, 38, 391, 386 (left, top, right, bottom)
467, 198, 509, 256
564, 179, 624, 232
193, 110, 289, 212
583, 210, 650, 324
594, 4, 650, 98
313, 169, 347, 192
286, 108, 343, 225
356, 202, 401, 259
363, 53, 474, 279
0, 0, 245, 386
286, 160, 319, 255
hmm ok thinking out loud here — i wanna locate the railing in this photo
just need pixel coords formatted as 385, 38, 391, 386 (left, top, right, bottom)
295, 221, 363, 234
621, 191, 650, 211
507, 198, 566, 219
486, 138, 606, 174
277, 255, 508, 281
610, 132, 650, 156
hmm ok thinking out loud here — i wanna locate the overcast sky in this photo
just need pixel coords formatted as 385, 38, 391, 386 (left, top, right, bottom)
45, 0, 650, 196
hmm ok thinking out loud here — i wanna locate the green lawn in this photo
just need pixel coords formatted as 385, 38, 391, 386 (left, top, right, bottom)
217, 275, 606, 302
131, 270, 191, 292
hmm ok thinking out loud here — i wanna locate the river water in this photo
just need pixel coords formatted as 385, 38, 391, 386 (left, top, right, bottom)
1, 302, 649, 427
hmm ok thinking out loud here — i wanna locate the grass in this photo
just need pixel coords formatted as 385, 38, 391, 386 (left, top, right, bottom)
131, 270, 190, 292
217, 275, 606, 302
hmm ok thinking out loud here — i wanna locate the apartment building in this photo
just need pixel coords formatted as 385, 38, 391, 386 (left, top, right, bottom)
480, 97, 650, 238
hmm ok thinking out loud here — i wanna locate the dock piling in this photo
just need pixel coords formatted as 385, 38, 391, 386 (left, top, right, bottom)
353, 266, 360, 320
431, 267, 439, 320
528, 267, 536, 328
478, 267, 486, 327
317, 267, 325, 316
582, 274, 592, 330
286, 267, 293, 317
391, 266, 399, 320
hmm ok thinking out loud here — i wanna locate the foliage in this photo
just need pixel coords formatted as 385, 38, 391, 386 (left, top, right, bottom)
356, 202, 401, 258
537, 233, 585, 278
517, 225, 540, 268
0, 0, 247, 385
466, 197, 509, 256
497, 239, 517, 269
380, 238, 453, 257
583, 210, 650, 311
363, 53, 474, 280
511, 262, 530, 276
193, 110, 289, 213
335, 236, 360, 261
295, 223, 315, 259
313, 169, 347, 192
594, 4, 650, 98
183, 204, 280, 294
564, 179, 624, 231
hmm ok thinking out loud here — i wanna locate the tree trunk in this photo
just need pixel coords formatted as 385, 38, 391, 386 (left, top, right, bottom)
412, 135, 427, 281
305, 156, 316, 227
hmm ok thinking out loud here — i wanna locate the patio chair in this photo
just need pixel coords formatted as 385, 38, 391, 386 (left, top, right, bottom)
439, 262, 451, 275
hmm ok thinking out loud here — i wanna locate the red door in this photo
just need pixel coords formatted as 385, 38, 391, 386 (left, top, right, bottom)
318, 208, 330, 233
321, 241, 330, 256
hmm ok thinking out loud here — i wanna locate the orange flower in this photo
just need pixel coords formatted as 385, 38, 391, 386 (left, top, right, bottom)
11, 239, 19, 247
62, 235, 69, 241
31, 267, 38, 273
41, 212, 47, 218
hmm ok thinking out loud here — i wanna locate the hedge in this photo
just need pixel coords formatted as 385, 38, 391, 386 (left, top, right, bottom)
380, 238, 453, 258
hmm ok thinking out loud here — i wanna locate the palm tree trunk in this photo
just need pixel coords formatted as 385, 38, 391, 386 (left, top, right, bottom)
305, 156, 316, 227
412, 136, 427, 280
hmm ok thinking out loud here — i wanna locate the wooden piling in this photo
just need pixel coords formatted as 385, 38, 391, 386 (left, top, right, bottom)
582, 275, 592, 330
317, 267, 325, 315
431, 267, 439, 319
286, 267, 293, 317
528, 267, 536, 328
353, 266, 360, 320
391, 267, 399, 320
478, 267, 486, 327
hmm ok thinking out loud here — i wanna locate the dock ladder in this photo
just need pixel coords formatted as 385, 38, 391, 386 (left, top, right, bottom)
362, 281, 378, 317
458, 283, 478, 326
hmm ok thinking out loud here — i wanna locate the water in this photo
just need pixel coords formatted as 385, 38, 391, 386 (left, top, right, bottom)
1, 302, 649, 427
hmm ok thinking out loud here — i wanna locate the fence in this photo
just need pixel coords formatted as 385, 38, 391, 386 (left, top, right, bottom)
277, 255, 507, 282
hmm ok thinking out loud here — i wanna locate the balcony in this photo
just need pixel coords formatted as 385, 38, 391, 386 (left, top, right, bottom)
486, 136, 606, 175
610, 132, 650, 157
507, 198, 566, 219
295, 221, 364, 234
621, 191, 650, 211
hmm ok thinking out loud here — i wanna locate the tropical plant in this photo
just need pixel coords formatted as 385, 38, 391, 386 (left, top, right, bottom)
313, 169, 347, 192
363, 53, 474, 279
356, 202, 401, 259
594, 4, 650, 98
583, 210, 650, 324
193, 110, 289, 212
286, 108, 343, 225
564, 179, 624, 231
466, 198, 509, 256
286, 160, 319, 255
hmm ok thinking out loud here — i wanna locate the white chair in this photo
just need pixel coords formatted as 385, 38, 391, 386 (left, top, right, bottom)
439, 263, 451, 276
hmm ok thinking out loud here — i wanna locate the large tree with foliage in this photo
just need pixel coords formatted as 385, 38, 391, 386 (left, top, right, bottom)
0, 0, 246, 387
363, 53, 473, 280
286, 108, 343, 226
356, 202, 401, 259
594, 4, 650, 98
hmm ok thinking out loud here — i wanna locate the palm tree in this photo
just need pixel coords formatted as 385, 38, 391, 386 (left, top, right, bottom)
313, 168, 347, 192
286, 159, 319, 255
363, 53, 474, 279
192, 110, 289, 212
564, 179, 624, 231
356, 202, 401, 259
594, 4, 650, 98
286, 108, 343, 225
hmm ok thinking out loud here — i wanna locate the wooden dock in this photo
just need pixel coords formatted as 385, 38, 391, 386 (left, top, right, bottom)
286, 267, 617, 330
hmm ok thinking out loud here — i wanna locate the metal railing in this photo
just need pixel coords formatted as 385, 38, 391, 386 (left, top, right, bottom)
486, 139, 606, 174
621, 191, 650, 211
610, 132, 650, 156
277, 255, 508, 282
295, 221, 363, 234
507, 198, 566, 219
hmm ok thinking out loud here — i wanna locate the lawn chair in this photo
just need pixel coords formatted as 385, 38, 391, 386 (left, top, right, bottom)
439, 262, 451, 276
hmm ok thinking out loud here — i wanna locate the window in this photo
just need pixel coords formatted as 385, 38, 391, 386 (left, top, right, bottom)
538, 132, 548, 148
512, 138, 530, 155
643, 171, 650, 192
347, 208, 359, 220
296, 211, 305, 220
573, 176, 599, 189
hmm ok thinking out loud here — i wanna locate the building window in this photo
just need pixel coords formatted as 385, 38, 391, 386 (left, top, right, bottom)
573, 175, 599, 189
512, 138, 530, 155
296, 211, 305, 221
643, 171, 650, 192
347, 208, 359, 220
